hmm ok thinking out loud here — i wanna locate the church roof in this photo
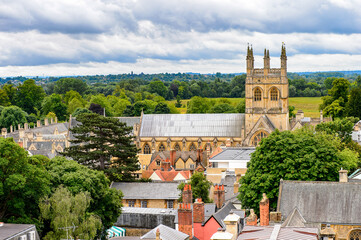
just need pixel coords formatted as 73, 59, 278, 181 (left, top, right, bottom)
278, 180, 361, 225
139, 114, 245, 137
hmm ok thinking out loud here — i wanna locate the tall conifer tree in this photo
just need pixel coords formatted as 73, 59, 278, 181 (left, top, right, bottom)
62, 113, 139, 181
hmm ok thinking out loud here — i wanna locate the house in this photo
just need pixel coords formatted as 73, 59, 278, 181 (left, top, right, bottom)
277, 170, 361, 239
349, 169, 361, 182
110, 182, 180, 209
352, 120, 361, 144
142, 169, 191, 182
0, 223, 40, 240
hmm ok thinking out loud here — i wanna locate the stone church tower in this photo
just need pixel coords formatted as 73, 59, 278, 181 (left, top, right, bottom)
244, 44, 289, 146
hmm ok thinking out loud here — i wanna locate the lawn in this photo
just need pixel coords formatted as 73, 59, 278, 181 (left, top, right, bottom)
168, 97, 323, 117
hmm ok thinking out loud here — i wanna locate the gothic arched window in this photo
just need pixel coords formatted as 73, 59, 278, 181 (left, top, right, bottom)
254, 88, 262, 101
189, 143, 197, 151
174, 143, 181, 151
158, 143, 165, 152
143, 144, 151, 154
251, 131, 268, 146
270, 88, 278, 101
349, 230, 361, 240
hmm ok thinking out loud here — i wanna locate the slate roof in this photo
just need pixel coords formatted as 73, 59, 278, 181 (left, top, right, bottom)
139, 114, 245, 137
0, 223, 38, 240
210, 148, 255, 161
115, 117, 141, 127
207, 201, 237, 228
349, 169, 361, 181
151, 151, 198, 162
278, 180, 361, 224
237, 225, 318, 240
220, 172, 238, 201
141, 224, 189, 240
111, 182, 180, 200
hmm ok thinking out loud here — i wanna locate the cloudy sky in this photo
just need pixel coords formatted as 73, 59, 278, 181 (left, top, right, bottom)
1, 0, 361, 76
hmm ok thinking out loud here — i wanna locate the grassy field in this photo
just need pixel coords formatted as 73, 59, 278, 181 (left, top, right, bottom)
168, 97, 323, 117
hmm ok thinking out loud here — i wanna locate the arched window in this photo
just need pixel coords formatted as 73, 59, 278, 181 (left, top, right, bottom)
143, 144, 151, 154
251, 131, 268, 146
158, 143, 165, 152
349, 230, 361, 240
270, 88, 278, 101
189, 143, 197, 151
174, 143, 181, 151
254, 88, 262, 101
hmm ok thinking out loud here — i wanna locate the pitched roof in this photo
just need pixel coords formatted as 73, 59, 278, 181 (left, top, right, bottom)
150, 151, 198, 163
281, 208, 306, 227
205, 201, 237, 228
139, 113, 245, 137
111, 182, 180, 200
237, 225, 318, 240
349, 169, 361, 181
210, 147, 255, 161
278, 180, 361, 224
0, 223, 37, 240
115, 117, 141, 127
141, 224, 189, 240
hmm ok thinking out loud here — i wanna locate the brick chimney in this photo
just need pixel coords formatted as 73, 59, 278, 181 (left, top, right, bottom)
55, 117, 58, 123
339, 169, 348, 183
170, 149, 176, 166
197, 148, 203, 163
10, 125, 13, 133
214, 184, 225, 209
183, 184, 193, 204
162, 159, 171, 171
260, 193, 269, 226
224, 210, 240, 240
178, 203, 192, 237
233, 181, 239, 194
226, 138, 232, 147
37, 120, 41, 128
51, 118, 54, 124
156, 228, 160, 240
24, 123, 28, 130
193, 198, 205, 223
246, 209, 257, 226
1, 128, 7, 137
44, 118, 49, 126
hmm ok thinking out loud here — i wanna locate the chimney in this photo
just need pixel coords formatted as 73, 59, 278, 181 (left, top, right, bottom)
51, 118, 54, 124
10, 125, 13, 133
193, 198, 205, 223
214, 184, 225, 209
260, 193, 269, 226
156, 228, 160, 240
197, 148, 203, 163
270, 212, 282, 223
295, 110, 304, 121
339, 169, 348, 183
224, 210, 241, 240
1, 128, 7, 137
170, 149, 176, 166
18, 124, 21, 130
24, 123, 28, 130
37, 120, 41, 128
183, 184, 193, 204
162, 159, 171, 171
246, 209, 257, 226
55, 117, 58, 123
178, 203, 192, 237
233, 182, 239, 194
44, 118, 49, 126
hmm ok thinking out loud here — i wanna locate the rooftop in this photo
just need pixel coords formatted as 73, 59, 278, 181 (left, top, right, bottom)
210, 147, 255, 162
0, 223, 37, 240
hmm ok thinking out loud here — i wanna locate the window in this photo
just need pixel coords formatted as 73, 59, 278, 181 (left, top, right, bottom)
156, 160, 161, 166
189, 143, 196, 151
349, 230, 361, 240
141, 200, 147, 208
174, 143, 181, 151
19, 236, 27, 240
158, 144, 165, 152
28, 231, 35, 240
128, 200, 135, 207
254, 88, 262, 101
251, 131, 268, 146
190, 164, 195, 169
167, 200, 174, 209
270, 88, 278, 101
143, 144, 151, 154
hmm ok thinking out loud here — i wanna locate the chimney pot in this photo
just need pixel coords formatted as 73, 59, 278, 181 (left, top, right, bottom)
260, 193, 270, 226
339, 169, 348, 183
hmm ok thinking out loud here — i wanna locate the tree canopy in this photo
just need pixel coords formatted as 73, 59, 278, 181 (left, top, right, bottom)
0, 106, 28, 130
54, 78, 88, 95
178, 172, 212, 203
62, 113, 139, 181
238, 128, 359, 212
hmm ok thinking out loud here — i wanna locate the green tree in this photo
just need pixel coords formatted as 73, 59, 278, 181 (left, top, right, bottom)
238, 128, 356, 212
42, 94, 67, 121
0, 89, 10, 106
289, 106, 296, 119
89, 94, 113, 116
0, 138, 50, 226
208, 103, 236, 113
40, 186, 102, 240
54, 78, 88, 95
154, 102, 171, 114
148, 80, 168, 98
315, 117, 358, 143
178, 172, 212, 203
175, 95, 182, 108
0, 106, 28, 130
62, 113, 139, 181
72, 107, 91, 117
46, 157, 123, 237
346, 88, 361, 119
323, 97, 345, 119
2, 84, 17, 105
15, 79, 46, 114
236, 99, 246, 113
187, 96, 210, 113
329, 78, 350, 104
